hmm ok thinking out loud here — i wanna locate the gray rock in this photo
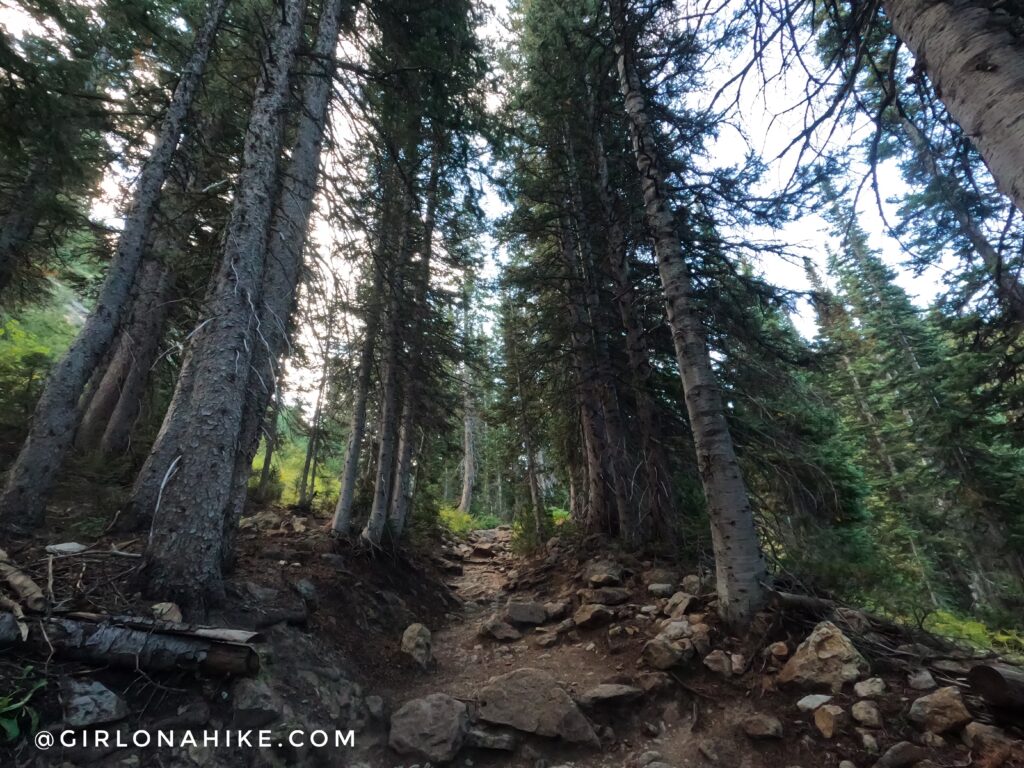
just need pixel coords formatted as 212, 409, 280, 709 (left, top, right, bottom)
389, 693, 469, 763
61, 679, 128, 727
480, 615, 522, 641
963, 721, 1014, 751
401, 623, 433, 669
584, 561, 624, 587
504, 599, 547, 626
465, 724, 517, 751
476, 667, 599, 746
543, 600, 571, 621
796, 694, 832, 712
740, 713, 783, 739
681, 574, 702, 594
292, 578, 318, 609
578, 587, 631, 605
231, 678, 282, 728
578, 684, 643, 707
907, 669, 937, 690
647, 583, 675, 598
854, 677, 886, 698
642, 637, 691, 670
871, 741, 928, 768
664, 591, 696, 618
703, 649, 733, 676
364, 695, 385, 720
852, 700, 882, 728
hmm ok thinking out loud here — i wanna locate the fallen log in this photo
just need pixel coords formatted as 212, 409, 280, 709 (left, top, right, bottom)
969, 662, 1024, 709
0, 612, 259, 676
65, 612, 263, 644
0, 548, 46, 611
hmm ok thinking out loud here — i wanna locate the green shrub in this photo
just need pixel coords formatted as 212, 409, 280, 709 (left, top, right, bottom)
0, 667, 44, 742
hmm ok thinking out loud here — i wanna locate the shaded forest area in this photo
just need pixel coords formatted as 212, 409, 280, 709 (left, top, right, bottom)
1, 0, 1024, 754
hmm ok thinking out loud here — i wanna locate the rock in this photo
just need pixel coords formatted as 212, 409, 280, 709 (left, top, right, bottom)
638, 750, 666, 766
553, 618, 576, 634
466, 725, 517, 751
544, 600, 571, 621
292, 578, 318, 609
852, 700, 882, 728
401, 623, 433, 669
797, 694, 833, 712
839, 762, 856, 768
907, 669, 937, 690
573, 604, 613, 629
579, 587, 631, 605
689, 623, 712, 655
585, 561, 624, 587
858, 727, 880, 753
769, 641, 789, 659
920, 732, 946, 748
231, 678, 282, 728
388, 693, 469, 763
642, 637, 691, 670
658, 620, 693, 642
731, 653, 748, 673
740, 713, 784, 739
814, 704, 846, 738
854, 677, 886, 698
535, 633, 559, 649
963, 721, 1014, 752
871, 741, 928, 768
778, 621, 868, 692
504, 599, 547, 626
480, 615, 522, 641
606, 625, 628, 654
476, 668, 599, 746
45, 542, 90, 555
682, 574, 702, 593
365, 695, 385, 720
703, 649, 733, 676
908, 686, 971, 734
578, 684, 643, 707
637, 672, 674, 694
473, 543, 495, 557
647, 583, 675, 598
931, 658, 970, 675
61, 679, 128, 727
151, 602, 183, 623
664, 591, 696, 617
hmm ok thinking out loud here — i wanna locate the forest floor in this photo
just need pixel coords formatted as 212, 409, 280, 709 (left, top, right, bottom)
2, 506, 1023, 768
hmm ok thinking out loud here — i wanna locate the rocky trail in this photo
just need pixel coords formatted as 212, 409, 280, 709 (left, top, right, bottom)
373, 528, 1024, 768
3, 517, 1023, 768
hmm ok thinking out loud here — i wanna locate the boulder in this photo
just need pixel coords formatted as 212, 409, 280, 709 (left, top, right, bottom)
579, 587, 631, 606
664, 591, 696, 618
584, 561, 624, 587
854, 677, 886, 698
641, 637, 692, 670
703, 649, 733, 676
796, 694, 832, 712
778, 621, 868, 692
852, 700, 882, 728
544, 600, 571, 621
479, 615, 522, 641
740, 713, 783, 739
60, 679, 129, 728
647, 583, 675, 598
388, 693, 469, 763
573, 604, 614, 629
908, 686, 971, 734
813, 704, 846, 738
578, 684, 643, 707
401, 623, 433, 669
907, 669, 937, 690
871, 741, 928, 768
504, 599, 547, 626
476, 668, 599, 746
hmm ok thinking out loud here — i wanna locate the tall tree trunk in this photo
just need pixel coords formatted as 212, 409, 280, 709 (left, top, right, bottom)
75, 259, 172, 454
612, 1, 767, 626
361, 295, 402, 546
221, 0, 348, 558
592, 116, 674, 539
256, 385, 281, 499
898, 116, 1024, 326
141, 0, 306, 616
883, 0, 1024, 216
0, 161, 49, 297
457, 384, 476, 515
0, 0, 228, 531
298, 317, 333, 508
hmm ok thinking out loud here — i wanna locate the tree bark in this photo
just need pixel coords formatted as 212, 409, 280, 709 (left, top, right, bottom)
612, 0, 767, 626
883, 0, 1024, 216
221, 0, 347, 558
256, 387, 281, 499
142, 0, 306, 616
457, 384, 476, 515
0, 0, 228, 530
0, 160, 49, 297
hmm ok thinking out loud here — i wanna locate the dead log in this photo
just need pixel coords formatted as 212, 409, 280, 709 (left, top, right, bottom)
65, 611, 262, 644
0, 612, 259, 676
0, 548, 46, 611
969, 663, 1024, 709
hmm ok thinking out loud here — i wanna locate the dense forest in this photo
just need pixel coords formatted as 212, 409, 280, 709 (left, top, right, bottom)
1, 0, 1024, 764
